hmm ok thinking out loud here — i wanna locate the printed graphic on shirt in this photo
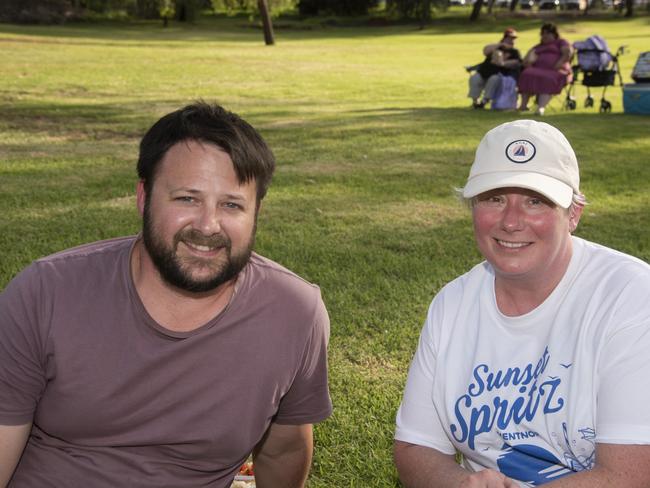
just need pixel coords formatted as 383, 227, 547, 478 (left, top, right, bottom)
497, 442, 570, 484
449, 347, 596, 485
557, 423, 596, 472
496, 423, 595, 484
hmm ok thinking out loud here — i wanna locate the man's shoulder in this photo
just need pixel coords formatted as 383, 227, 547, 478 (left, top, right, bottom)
246, 253, 320, 291
236, 254, 327, 330
25, 236, 135, 288
36, 236, 136, 266
2, 237, 135, 306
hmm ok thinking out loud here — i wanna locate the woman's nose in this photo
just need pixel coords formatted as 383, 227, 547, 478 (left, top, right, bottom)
500, 203, 525, 232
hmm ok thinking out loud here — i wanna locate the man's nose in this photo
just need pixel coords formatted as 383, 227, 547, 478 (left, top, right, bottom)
195, 206, 222, 235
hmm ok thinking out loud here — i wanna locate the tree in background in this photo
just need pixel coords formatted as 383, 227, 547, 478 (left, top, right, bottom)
136, 0, 162, 18
159, 0, 175, 24
1, 0, 73, 23
386, 0, 435, 22
298, 0, 378, 15
258, 0, 275, 44
174, 0, 198, 20
469, 0, 482, 20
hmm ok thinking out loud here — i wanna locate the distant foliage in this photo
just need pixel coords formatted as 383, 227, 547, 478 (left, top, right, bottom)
135, 0, 162, 18
174, 0, 199, 20
385, 0, 448, 20
386, 0, 429, 19
297, 0, 378, 15
211, 0, 295, 14
1, 0, 73, 23
0, 0, 209, 22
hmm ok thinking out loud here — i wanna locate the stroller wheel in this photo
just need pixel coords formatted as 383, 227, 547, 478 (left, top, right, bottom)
600, 100, 612, 113
565, 98, 577, 110
585, 96, 594, 108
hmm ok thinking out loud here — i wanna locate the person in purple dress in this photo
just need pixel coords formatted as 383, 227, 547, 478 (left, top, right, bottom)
517, 23, 573, 116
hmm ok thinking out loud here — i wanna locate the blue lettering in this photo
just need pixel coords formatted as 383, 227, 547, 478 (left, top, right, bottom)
493, 396, 514, 429
468, 364, 487, 397
540, 378, 564, 413
450, 394, 470, 443
467, 404, 492, 449
450, 347, 563, 451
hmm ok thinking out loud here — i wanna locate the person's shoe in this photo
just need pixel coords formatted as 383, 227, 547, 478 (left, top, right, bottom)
535, 107, 545, 116
517, 106, 530, 112
472, 101, 486, 109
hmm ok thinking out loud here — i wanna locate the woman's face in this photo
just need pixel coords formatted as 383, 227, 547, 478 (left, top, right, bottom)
540, 30, 556, 44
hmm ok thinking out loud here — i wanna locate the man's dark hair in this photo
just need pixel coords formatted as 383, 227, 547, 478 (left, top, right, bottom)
540, 23, 559, 39
137, 101, 276, 202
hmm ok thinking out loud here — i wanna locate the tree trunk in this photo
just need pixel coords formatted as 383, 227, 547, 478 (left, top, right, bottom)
469, 0, 483, 20
175, 0, 197, 21
624, 0, 633, 16
509, 0, 518, 10
258, 0, 275, 45
136, 0, 161, 18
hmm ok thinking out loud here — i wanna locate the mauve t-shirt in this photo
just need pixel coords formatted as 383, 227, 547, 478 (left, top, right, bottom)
0, 236, 332, 487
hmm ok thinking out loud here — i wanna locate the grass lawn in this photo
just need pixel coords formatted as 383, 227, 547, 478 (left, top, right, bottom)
1, 12, 649, 486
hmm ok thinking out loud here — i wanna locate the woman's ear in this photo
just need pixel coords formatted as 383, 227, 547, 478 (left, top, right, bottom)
568, 204, 583, 233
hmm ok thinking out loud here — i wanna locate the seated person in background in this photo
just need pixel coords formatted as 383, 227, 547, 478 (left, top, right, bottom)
394, 119, 650, 487
468, 28, 522, 109
518, 22, 573, 116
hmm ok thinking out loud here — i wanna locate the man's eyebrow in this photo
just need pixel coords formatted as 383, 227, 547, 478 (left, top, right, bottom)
170, 187, 202, 194
223, 193, 247, 201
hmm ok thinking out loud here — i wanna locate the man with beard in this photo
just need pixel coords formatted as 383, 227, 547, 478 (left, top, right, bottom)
0, 102, 332, 488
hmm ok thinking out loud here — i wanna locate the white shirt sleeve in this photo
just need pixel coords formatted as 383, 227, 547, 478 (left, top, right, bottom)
395, 300, 456, 455
596, 278, 650, 444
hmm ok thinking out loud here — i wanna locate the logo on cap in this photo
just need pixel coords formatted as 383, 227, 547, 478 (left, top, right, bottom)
505, 140, 536, 164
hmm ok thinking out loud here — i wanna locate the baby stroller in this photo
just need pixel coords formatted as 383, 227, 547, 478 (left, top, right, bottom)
564, 35, 625, 113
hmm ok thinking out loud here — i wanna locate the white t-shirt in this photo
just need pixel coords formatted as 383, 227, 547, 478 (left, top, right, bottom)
395, 237, 650, 486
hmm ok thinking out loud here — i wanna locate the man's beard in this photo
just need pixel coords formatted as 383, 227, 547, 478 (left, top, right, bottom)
142, 202, 255, 293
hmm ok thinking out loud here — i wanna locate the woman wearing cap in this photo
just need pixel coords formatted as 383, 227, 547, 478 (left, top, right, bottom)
468, 28, 522, 110
518, 23, 573, 115
394, 120, 650, 487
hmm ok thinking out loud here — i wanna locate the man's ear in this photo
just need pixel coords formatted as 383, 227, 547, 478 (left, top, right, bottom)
136, 180, 147, 217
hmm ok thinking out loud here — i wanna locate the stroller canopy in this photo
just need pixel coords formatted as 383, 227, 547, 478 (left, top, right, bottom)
573, 35, 613, 71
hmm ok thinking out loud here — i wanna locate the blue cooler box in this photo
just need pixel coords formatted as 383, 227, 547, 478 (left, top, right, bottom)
623, 83, 650, 115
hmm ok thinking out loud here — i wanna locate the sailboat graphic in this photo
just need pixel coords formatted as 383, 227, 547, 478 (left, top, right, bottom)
514, 145, 527, 157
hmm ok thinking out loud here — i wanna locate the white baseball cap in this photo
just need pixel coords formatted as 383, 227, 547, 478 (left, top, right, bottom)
462, 120, 580, 208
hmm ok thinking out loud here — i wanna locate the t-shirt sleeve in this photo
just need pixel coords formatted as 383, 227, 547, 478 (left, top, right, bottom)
0, 264, 47, 425
596, 275, 650, 444
394, 299, 456, 455
273, 289, 332, 425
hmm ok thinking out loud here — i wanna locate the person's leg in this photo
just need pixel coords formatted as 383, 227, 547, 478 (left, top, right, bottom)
483, 75, 502, 105
518, 93, 531, 111
468, 73, 486, 107
536, 93, 552, 115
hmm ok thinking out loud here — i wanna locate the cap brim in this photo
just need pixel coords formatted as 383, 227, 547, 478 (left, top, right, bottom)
462, 171, 574, 208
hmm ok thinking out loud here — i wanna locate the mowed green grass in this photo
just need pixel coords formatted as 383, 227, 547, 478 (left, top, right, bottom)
1, 14, 649, 486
